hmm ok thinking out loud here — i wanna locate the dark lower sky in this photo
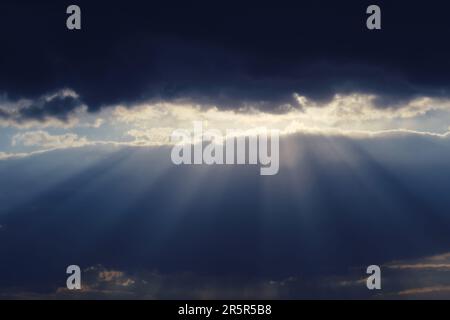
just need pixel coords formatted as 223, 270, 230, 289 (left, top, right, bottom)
2, 135, 450, 299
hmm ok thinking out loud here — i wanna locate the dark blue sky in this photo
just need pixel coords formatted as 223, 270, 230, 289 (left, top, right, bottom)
1, 134, 450, 298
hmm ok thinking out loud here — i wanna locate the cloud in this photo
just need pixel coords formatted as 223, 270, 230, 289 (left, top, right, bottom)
1, 92, 450, 160
387, 252, 450, 271
11, 131, 89, 150
3, 2, 450, 112
0, 151, 32, 160
3, 1, 450, 119
1, 88, 450, 148
115, 94, 450, 129
7, 256, 450, 300
0, 265, 138, 299
3, 265, 288, 300
397, 286, 450, 297
0, 90, 87, 128
126, 128, 174, 146
97, 270, 135, 287
370, 252, 450, 299
388, 263, 450, 271
110, 94, 450, 147
94, 268, 136, 288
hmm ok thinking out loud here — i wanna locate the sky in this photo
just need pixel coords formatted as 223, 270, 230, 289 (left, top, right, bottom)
1, 0, 450, 299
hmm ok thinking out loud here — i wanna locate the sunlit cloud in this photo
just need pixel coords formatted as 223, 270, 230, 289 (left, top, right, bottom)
111, 93, 450, 144
2, 91, 450, 159
386, 251, 450, 271
0, 151, 33, 160
397, 286, 450, 297
12, 131, 89, 150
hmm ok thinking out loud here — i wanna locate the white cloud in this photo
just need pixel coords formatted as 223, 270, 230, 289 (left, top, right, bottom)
2, 92, 450, 158
126, 127, 174, 146
109, 94, 450, 146
0, 151, 31, 160
11, 131, 89, 150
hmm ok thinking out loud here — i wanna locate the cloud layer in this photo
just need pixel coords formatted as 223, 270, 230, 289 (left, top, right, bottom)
0, 90, 85, 128
2, 2, 450, 112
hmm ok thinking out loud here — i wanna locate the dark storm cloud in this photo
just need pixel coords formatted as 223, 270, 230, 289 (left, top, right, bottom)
0, 92, 84, 125
18, 95, 82, 121
1, 1, 450, 112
